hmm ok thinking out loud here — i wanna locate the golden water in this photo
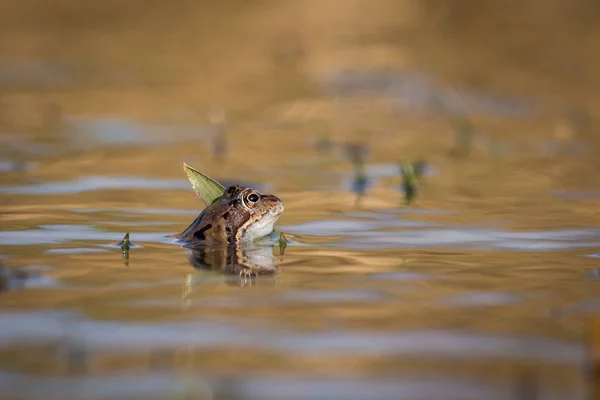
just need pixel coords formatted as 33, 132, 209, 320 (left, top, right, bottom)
1, 1, 600, 399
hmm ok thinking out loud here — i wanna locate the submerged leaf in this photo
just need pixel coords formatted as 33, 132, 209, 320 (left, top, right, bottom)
183, 163, 226, 207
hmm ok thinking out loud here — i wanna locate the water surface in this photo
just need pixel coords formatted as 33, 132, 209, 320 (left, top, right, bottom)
1, 2, 600, 400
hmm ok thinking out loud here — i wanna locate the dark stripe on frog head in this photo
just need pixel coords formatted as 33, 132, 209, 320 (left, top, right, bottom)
193, 223, 213, 240
224, 185, 246, 199
221, 211, 235, 243
228, 198, 241, 208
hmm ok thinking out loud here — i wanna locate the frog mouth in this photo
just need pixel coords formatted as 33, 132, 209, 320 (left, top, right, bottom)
257, 208, 283, 225
244, 203, 284, 240
269, 203, 285, 217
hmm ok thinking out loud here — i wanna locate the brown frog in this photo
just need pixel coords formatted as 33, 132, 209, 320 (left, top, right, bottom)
178, 185, 284, 243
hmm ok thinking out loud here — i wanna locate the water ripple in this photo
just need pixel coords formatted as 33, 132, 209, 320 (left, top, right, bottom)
0, 312, 584, 365
0, 371, 581, 400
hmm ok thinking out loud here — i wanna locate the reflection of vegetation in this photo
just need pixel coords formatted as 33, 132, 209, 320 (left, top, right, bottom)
343, 143, 370, 206
450, 119, 474, 158
0, 263, 29, 292
352, 169, 369, 207
278, 231, 288, 255
411, 159, 428, 179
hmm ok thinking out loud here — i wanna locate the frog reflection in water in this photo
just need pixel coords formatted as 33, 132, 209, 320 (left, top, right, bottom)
186, 240, 279, 279
178, 185, 284, 277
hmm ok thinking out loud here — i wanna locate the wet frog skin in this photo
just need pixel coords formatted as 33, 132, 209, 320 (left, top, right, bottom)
178, 185, 284, 243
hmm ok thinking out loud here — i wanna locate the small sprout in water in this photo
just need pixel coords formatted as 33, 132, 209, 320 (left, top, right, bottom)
119, 232, 131, 252
119, 232, 131, 266
278, 232, 288, 255
400, 160, 419, 206
450, 119, 474, 158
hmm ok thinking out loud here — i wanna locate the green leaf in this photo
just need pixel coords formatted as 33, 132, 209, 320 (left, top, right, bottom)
278, 232, 288, 255
183, 163, 226, 207
119, 232, 130, 266
400, 160, 420, 206
119, 232, 130, 251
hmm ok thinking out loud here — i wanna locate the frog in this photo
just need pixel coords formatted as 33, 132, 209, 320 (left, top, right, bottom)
177, 184, 284, 244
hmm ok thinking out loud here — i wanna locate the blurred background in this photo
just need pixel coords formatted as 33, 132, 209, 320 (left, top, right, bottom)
1, 1, 600, 399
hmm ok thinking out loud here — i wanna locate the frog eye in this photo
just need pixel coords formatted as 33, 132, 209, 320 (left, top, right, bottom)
240, 190, 260, 209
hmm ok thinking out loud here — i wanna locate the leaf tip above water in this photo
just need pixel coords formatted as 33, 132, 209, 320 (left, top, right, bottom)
182, 162, 226, 207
